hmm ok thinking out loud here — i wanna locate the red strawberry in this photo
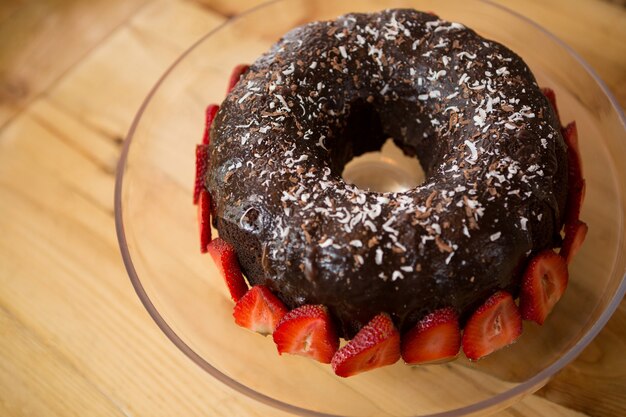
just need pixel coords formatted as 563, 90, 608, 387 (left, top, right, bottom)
561, 220, 588, 264
401, 308, 461, 365
564, 177, 586, 226
562, 122, 585, 225
233, 285, 287, 335
273, 305, 339, 363
197, 190, 212, 252
331, 313, 400, 377
206, 238, 248, 301
202, 104, 219, 145
541, 88, 560, 122
462, 291, 522, 360
227, 64, 250, 93
519, 250, 569, 325
193, 144, 209, 205
562, 121, 580, 158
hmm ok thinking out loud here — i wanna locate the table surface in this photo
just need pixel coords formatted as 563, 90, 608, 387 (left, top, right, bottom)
1, 0, 625, 416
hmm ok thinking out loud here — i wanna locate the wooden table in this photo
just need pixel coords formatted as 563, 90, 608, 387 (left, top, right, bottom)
1, 0, 625, 416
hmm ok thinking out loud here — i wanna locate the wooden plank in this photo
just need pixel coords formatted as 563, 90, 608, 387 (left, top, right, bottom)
47, 0, 225, 140
0, 0, 150, 128
0, 0, 26, 25
537, 301, 626, 417
191, 0, 267, 17
497, 0, 626, 107
0, 306, 127, 417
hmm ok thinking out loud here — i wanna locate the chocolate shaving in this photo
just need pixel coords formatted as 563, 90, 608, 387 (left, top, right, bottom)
435, 236, 453, 253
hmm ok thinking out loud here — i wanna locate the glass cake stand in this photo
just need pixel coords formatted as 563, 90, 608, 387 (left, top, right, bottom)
115, 0, 626, 415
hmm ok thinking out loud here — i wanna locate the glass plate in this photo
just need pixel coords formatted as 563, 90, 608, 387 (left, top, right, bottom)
115, 0, 626, 415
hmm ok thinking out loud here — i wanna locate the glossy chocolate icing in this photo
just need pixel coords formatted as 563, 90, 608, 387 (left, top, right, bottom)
205, 9, 567, 337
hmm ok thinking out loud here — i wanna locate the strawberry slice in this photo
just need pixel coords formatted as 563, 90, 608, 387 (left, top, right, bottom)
561, 220, 588, 264
273, 305, 339, 363
562, 122, 585, 225
562, 121, 580, 158
519, 250, 569, 325
462, 291, 522, 360
331, 313, 400, 377
541, 88, 561, 122
401, 307, 461, 365
206, 238, 248, 301
202, 104, 219, 145
233, 285, 288, 335
193, 144, 209, 205
193, 105, 219, 204
197, 189, 212, 252
227, 64, 250, 93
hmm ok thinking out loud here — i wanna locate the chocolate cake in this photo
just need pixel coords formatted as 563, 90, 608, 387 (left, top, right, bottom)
203, 9, 568, 338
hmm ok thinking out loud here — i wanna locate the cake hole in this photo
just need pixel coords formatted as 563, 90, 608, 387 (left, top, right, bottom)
342, 139, 425, 193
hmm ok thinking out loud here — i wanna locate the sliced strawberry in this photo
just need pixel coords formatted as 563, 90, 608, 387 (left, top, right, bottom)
562, 122, 585, 225
233, 285, 287, 335
562, 121, 580, 158
561, 220, 588, 264
197, 189, 212, 252
193, 105, 218, 204
227, 64, 250, 93
331, 313, 400, 377
564, 177, 586, 226
462, 291, 522, 360
202, 104, 219, 145
273, 305, 339, 363
193, 144, 209, 205
541, 87, 560, 123
519, 250, 569, 325
401, 307, 461, 365
206, 238, 248, 301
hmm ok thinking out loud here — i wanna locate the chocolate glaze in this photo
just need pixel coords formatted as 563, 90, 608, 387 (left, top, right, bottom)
205, 9, 568, 338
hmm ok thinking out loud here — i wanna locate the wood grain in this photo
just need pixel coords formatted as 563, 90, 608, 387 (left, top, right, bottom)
47, 0, 224, 140
0, 0, 624, 416
0, 0, 149, 128
537, 301, 626, 417
497, 0, 626, 108
0, 306, 126, 417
